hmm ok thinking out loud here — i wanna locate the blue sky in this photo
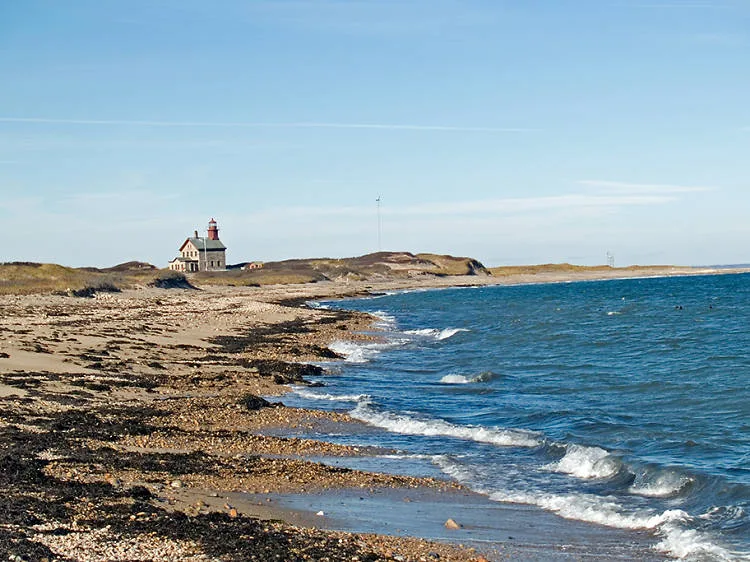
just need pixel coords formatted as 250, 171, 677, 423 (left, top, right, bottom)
1, 0, 748, 267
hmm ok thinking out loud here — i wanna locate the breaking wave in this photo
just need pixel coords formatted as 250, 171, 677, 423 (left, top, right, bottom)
328, 340, 404, 363
433, 454, 743, 560
292, 387, 371, 403
404, 327, 469, 340
629, 467, 694, 498
350, 402, 540, 448
544, 444, 623, 479
439, 371, 497, 385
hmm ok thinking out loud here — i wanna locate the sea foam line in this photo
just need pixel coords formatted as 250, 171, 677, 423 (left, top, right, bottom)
435, 451, 744, 560
328, 339, 406, 363
404, 327, 469, 341
488, 486, 742, 560
350, 403, 540, 448
292, 387, 371, 403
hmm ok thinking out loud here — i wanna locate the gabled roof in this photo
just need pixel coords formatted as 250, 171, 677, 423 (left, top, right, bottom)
179, 237, 226, 252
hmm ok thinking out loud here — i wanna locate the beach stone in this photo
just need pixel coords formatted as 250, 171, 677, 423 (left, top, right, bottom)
169, 479, 183, 489
240, 393, 272, 411
444, 518, 462, 530
129, 485, 152, 500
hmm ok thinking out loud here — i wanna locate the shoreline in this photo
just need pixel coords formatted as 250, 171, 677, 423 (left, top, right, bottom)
2, 267, 745, 560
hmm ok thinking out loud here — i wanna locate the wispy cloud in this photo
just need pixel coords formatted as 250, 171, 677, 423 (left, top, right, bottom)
0, 117, 532, 134
578, 180, 715, 194
247, 192, 678, 224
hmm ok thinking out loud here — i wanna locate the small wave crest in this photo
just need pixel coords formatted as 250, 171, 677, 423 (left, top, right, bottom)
405, 327, 469, 340
372, 310, 397, 328
629, 467, 694, 498
490, 490, 743, 560
492, 489, 690, 531
439, 371, 496, 385
350, 403, 540, 447
292, 387, 371, 403
545, 444, 622, 479
328, 340, 403, 363
431, 455, 491, 493
655, 522, 741, 561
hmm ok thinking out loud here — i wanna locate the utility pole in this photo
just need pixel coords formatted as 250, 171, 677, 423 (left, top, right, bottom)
376, 195, 382, 252
203, 237, 208, 271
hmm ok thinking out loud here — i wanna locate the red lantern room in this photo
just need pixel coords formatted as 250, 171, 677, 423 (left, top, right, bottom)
207, 218, 220, 240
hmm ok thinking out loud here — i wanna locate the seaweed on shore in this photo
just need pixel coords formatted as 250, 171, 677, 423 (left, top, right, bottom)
240, 358, 324, 384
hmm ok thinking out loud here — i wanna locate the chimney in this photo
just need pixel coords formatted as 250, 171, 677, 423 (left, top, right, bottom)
194, 230, 198, 238
207, 218, 220, 241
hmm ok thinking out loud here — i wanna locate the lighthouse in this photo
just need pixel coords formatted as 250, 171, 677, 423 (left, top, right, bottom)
207, 218, 220, 241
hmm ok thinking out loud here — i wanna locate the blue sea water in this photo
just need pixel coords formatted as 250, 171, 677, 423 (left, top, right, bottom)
287, 274, 750, 561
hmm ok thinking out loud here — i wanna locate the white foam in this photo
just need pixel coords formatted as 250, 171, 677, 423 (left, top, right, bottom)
438, 327, 469, 340
490, 489, 745, 560
545, 444, 621, 479
292, 387, 371, 403
439, 371, 496, 385
628, 469, 693, 498
491, 489, 688, 531
654, 523, 740, 561
440, 374, 472, 384
378, 453, 441, 461
328, 340, 400, 363
431, 457, 486, 493
350, 403, 540, 448
305, 301, 330, 309
371, 310, 397, 328
404, 327, 469, 340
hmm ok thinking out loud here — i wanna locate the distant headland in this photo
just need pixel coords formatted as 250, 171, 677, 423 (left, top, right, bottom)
1, 251, 746, 297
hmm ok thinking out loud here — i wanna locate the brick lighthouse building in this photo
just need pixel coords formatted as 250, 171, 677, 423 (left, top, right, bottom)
168, 218, 227, 272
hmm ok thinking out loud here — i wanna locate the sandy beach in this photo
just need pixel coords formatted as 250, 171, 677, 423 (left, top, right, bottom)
1, 266, 743, 561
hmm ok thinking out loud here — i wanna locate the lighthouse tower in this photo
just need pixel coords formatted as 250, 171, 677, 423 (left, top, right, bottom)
207, 218, 220, 241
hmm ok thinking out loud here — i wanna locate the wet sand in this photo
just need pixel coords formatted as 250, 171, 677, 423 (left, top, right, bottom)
1, 268, 739, 560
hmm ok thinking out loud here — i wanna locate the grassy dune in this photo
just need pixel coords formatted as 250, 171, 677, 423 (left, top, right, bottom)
0, 255, 685, 295
197, 252, 488, 286
0, 262, 177, 295
488, 263, 671, 276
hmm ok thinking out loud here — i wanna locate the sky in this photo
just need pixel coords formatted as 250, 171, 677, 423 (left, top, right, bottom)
1, 0, 748, 268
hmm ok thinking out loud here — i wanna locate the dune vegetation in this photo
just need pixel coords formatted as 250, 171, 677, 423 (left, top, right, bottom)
0, 262, 183, 296
0, 254, 682, 295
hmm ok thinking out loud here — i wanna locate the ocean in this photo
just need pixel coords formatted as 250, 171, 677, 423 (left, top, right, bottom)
284, 273, 750, 561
